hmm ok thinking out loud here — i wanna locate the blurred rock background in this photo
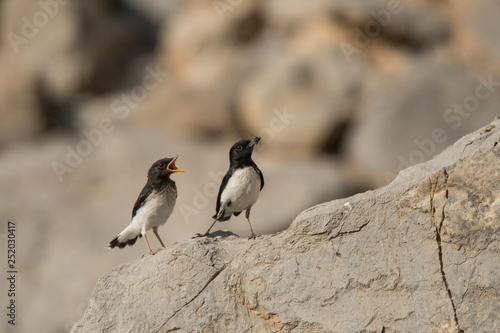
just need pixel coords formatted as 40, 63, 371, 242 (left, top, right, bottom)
0, 0, 499, 332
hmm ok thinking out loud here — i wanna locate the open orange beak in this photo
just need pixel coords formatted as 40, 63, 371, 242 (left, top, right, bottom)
167, 155, 186, 173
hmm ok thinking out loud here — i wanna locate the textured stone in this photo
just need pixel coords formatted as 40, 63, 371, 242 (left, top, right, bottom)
0, 127, 347, 333
72, 119, 500, 332
1, 1, 500, 332
347, 57, 500, 187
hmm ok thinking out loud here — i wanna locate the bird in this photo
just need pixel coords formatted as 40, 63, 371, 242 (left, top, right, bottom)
108, 156, 185, 256
201, 136, 264, 239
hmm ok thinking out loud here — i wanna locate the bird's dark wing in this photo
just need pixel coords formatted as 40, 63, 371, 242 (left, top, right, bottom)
215, 169, 233, 215
256, 167, 264, 190
132, 183, 153, 218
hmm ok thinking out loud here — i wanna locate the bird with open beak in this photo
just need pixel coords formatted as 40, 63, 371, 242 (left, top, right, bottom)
108, 155, 185, 256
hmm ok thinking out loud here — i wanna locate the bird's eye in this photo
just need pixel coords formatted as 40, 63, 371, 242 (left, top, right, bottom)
158, 163, 165, 168
236, 145, 243, 151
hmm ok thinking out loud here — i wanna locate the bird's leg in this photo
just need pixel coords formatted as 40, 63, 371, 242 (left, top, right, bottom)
194, 219, 218, 238
142, 234, 154, 257
195, 205, 227, 238
204, 219, 218, 237
245, 208, 256, 240
152, 227, 166, 254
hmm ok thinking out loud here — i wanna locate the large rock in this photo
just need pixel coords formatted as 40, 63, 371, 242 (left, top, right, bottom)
71, 119, 500, 332
463, 0, 500, 58
0, 0, 157, 141
347, 56, 500, 187
236, 50, 370, 155
152, 0, 268, 137
0, 53, 40, 142
0, 125, 348, 333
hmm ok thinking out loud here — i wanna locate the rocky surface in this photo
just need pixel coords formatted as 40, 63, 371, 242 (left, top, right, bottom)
0, 129, 348, 333
1, 1, 500, 332
71, 119, 500, 332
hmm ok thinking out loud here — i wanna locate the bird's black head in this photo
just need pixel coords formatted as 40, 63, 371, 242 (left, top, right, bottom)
229, 136, 260, 166
148, 156, 185, 182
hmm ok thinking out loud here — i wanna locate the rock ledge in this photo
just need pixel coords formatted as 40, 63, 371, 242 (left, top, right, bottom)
72, 119, 500, 333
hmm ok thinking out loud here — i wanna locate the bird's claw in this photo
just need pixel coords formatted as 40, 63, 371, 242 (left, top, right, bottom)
142, 248, 165, 258
152, 247, 165, 255
248, 234, 256, 240
194, 233, 210, 238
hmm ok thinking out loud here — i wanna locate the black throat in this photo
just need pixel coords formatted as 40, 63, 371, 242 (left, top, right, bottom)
148, 176, 175, 191
230, 156, 256, 170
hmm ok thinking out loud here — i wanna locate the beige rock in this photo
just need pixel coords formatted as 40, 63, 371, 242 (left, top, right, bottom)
0, 53, 40, 142
237, 50, 370, 155
72, 118, 500, 333
347, 57, 500, 187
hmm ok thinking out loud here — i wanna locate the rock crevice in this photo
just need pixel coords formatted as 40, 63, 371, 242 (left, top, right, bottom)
156, 265, 227, 333
429, 169, 462, 333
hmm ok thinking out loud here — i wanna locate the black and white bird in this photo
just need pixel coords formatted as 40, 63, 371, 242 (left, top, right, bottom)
108, 156, 185, 256
201, 136, 264, 239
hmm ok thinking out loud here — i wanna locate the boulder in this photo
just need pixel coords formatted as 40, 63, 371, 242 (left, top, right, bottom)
0, 127, 348, 333
236, 50, 370, 155
347, 57, 500, 187
71, 118, 500, 332
464, 0, 500, 58
0, 53, 40, 142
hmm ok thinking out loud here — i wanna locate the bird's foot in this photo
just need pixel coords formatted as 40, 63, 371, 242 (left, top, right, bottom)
142, 251, 154, 258
152, 247, 165, 255
248, 233, 256, 240
194, 233, 210, 238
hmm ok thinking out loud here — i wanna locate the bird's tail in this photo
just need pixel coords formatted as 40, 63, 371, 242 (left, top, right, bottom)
108, 224, 142, 249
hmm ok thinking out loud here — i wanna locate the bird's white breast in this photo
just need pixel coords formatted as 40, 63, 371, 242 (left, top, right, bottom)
220, 167, 261, 214
132, 184, 177, 233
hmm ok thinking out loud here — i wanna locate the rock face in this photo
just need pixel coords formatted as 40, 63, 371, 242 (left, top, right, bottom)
2, 1, 500, 332
71, 120, 500, 332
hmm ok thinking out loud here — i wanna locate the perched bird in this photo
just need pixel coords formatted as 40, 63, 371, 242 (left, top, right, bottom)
108, 156, 185, 256
201, 136, 264, 239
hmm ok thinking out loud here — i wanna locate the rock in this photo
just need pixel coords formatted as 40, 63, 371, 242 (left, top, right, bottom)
347, 56, 500, 187
0, 53, 40, 142
1, 0, 156, 105
330, 0, 449, 51
154, 0, 268, 137
0, 125, 348, 333
73, 0, 158, 94
1, 1, 500, 332
464, 0, 500, 58
71, 119, 500, 332
236, 49, 370, 155
0, 0, 159, 141
122, 0, 182, 23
